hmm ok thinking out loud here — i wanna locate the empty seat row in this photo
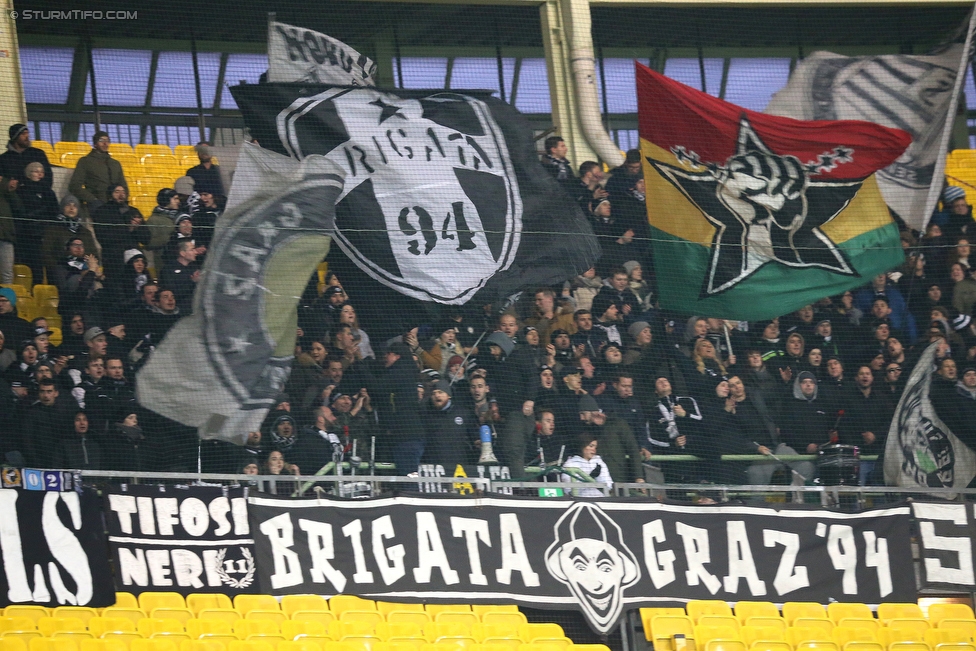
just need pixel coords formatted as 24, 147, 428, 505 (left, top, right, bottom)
0, 638, 611, 651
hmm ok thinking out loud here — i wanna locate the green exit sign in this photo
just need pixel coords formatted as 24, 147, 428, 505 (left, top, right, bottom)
539, 487, 564, 497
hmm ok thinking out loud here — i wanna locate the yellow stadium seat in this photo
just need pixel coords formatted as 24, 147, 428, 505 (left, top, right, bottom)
328, 600, 375, 618
695, 626, 741, 646
0, 620, 36, 634
135, 145, 174, 157
941, 623, 976, 638
232, 621, 279, 640
92, 618, 139, 637
110, 152, 140, 170
890, 621, 932, 635
749, 643, 792, 651
827, 605, 873, 625
795, 643, 840, 651
3, 610, 47, 626
186, 620, 233, 639
376, 623, 423, 643
52, 634, 94, 645
425, 624, 470, 642
785, 605, 828, 626
689, 602, 734, 624
470, 623, 519, 642
433, 616, 476, 629
572, 646, 611, 651
227, 643, 274, 651
81, 640, 128, 651
746, 619, 787, 632
186, 597, 232, 618
788, 628, 832, 646
741, 626, 786, 646
12, 265, 32, 292
243, 613, 285, 626
280, 621, 328, 641
886, 644, 930, 651
150, 613, 194, 627
700, 617, 740, 630
707, 641, 748, 651
879, 628, 926, 647
241, 637, 282, 647
472, 607, 518, 619
832, 627, 877, 646
32, 283, 58, 305
481, 640, 520, 651
374, 643, 422, 651
55, 141, 89, 156
132, 640, 182, 651
47, 326, 62, 346
1, 635, 40, 647
840, 620, 879, 632
795, 620, 835, 637
292, 635, 331, 650
329, 624, 373, 641
58, 152, 83, 168
931, 608, 976, 627
650, 616, 696, 651
198, 613, 240, 626
138, 620, 185, 637
232, 598, 279, 619
384, 614, 428, 627
844, 643, 885, 651
926, 630, 973, 646
425, 608, 469, 620
516, 625, 562, 645
373, 605, 417, 618
33, 141, 55, 158
30, 639, 78, 651
281, 598, 329, 619
109, 143, 134, 153
736, 604, 780, 625
340, 636, 383, 651
478, 615, 523, 629
39, 619, 87, 636
878, 606, 924, 623
340, 614, 382, 628
195, 636, 237, 650
426, 639, 476, 651
641, 608, 688, 639
290, 614, 335, 629
175, 145, 198, 157
279, 642, 324, 651
99, 632, 141, 650
934, 644, 976, 651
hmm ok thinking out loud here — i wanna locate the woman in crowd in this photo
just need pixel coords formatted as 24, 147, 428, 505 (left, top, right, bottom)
562, 435, 613, 497
337, 303, 374, 360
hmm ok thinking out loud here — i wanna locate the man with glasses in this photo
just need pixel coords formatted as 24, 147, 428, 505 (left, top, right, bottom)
68, 131, 127, 220
882, 363, 905, 399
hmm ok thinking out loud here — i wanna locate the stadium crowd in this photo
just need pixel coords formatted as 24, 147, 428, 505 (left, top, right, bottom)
2, 127, 976, 491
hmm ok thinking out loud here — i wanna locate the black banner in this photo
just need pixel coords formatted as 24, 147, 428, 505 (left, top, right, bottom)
104, 486, 258, 596
247, 495, 915, 635
0, 487, 113, 607
913, 502, 976, 591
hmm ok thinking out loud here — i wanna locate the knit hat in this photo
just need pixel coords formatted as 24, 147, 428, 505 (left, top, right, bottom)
157, 188, 178, 207
944, 186, 967, 204
0, 287, 16, 307
194, 143, 213, 157
123, 249, 145, 265
447, 355, 464, 368
432, 379, 453, 397
60, 195, 79, 210
624, 148, 641, 164
484, 331, 515, 357
8, 124, 27, 142
174, 176, 195, 195
175, 213, 192, 226
628, 320, 651, 341
386, 341, 412, 358
578, 394, 601, 412
622, 260, 641, 275
591, 292, 619, 318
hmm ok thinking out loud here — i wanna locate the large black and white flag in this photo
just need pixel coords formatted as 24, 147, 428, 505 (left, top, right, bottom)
231, 83, 599, 337
136, 146, 344, 443
268, 21, 376, 86
766, 43, 970, 230
884, 342, 976, 489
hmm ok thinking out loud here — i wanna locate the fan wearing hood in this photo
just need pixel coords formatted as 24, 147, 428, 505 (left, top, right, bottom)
777, 370, 838, 455
475, 330, 521, 416
145, 188, 183, 271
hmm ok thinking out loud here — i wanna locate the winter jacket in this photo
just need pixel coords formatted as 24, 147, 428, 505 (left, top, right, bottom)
0, 145, 53, 188
583, 416, 643, 484
374, 357, 424, 442
422, 399, 477, 468
68, 150, 127, 216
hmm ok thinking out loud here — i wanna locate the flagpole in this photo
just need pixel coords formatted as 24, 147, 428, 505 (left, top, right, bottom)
922, 7, 976, 231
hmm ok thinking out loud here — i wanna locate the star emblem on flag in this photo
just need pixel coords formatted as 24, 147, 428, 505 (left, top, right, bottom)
648, 115, 860, 297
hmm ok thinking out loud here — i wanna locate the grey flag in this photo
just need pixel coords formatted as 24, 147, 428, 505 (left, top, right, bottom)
884, 342, 976, 489
135, 147, 345, 444
268, 21, 376, 86
766, 46, 965, 230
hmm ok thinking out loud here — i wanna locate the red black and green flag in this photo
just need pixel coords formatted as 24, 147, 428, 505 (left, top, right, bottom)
637, 62, 912, 319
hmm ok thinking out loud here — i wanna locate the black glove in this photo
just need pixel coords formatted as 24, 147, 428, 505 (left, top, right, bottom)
589, 463, 602, 479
